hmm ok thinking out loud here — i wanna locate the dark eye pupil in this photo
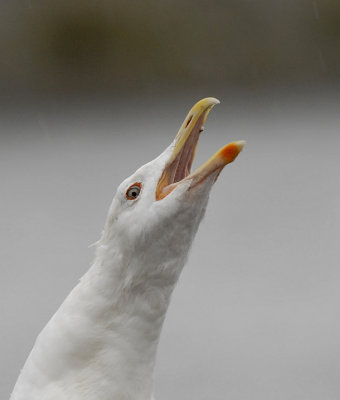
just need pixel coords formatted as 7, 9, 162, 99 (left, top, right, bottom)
126, 183, 142, 200
127, 186, 140, 199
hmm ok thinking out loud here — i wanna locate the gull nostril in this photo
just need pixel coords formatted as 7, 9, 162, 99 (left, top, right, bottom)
185, 115, 193, 128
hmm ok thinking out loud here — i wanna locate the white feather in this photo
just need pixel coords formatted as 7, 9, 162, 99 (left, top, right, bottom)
11, 140, 218, 400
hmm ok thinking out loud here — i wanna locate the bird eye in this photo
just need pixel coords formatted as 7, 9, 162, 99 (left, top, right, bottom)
126, 182, 142, 200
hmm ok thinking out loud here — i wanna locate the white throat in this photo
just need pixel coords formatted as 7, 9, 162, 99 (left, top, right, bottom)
11, 200, 205, 400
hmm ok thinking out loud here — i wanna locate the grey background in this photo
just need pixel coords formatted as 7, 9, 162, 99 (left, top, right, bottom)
1, 0, 340, 399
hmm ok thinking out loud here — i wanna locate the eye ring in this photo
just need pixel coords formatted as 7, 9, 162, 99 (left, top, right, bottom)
126, 182, 142, 200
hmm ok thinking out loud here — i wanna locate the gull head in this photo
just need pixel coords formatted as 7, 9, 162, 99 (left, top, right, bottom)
100, 98, 245, 282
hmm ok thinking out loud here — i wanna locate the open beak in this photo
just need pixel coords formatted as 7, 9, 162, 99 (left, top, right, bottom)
155, 98, 245, 200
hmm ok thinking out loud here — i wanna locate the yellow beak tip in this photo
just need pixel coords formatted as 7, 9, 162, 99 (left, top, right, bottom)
194, 97, 220, 112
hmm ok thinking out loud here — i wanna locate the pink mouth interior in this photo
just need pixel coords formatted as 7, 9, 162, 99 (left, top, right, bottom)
155, 114, 205, 200
168, 115, 204, 185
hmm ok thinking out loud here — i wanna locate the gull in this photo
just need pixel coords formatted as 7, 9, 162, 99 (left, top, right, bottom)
10, 98, 245, 400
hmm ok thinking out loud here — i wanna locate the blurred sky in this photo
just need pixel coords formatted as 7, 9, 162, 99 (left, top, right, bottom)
0, 0, 340, 102
1, 1, 340, 400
